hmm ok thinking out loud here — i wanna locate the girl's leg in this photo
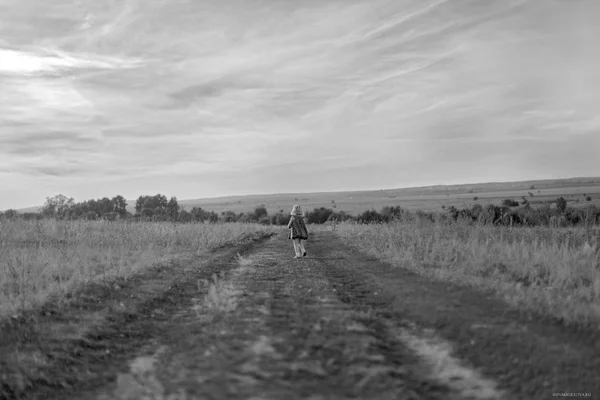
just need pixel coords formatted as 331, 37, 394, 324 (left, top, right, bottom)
292, 239, 301, 257
299, 240, 306, 256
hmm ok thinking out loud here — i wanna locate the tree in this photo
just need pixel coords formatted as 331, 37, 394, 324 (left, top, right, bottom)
99, 197, 114, 215
103, 212, 119, 221
167, 197, 180, 221
272, 212, 289, 225
221, 210, 238, 223
152, 208, 169, 221
179, 209, 192, 223
254, 205, 268, 220
42, 194, 75, 219
135, 196, 145, 214
2, 209, 18, 219
141, 208, 154, 219
190, 207, 214, 223
556, 197, 567, 213
84, 211, 98, 220
135, 194, 167, 214
586, 196, 592, 202
111, 195, 128, 216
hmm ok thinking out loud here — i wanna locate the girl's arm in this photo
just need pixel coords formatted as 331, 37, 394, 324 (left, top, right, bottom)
287, 216, 294, 229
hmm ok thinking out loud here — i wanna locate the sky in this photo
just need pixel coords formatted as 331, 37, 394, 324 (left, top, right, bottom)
1, 0, 600, 210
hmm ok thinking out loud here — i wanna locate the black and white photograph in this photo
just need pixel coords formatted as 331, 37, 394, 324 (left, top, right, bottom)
1, 0, 599, 399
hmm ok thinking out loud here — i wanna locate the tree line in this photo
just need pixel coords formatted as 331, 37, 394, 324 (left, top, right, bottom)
1, 194, 598, 227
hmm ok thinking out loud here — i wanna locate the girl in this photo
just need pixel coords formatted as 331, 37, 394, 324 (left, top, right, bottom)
287, 204, 308, 258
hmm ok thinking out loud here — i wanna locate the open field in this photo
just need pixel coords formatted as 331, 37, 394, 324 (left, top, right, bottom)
0, 219, 277, 318
1, 229, 598, 399
332, 220, 600, 327
2, 205, 600, 399
13, 177, 600, 217
177, 177, 600, 216
176, 178, 600, 216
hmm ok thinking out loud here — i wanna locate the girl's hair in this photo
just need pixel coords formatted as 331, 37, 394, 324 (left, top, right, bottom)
290, 204, 303, 216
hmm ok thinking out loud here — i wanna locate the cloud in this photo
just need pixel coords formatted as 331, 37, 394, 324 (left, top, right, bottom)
1, 0, 600, 209
0, 48, 140, 75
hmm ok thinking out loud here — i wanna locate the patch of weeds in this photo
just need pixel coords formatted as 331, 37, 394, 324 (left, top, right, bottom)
195, 272, 241, 316
236, 253, 255, 267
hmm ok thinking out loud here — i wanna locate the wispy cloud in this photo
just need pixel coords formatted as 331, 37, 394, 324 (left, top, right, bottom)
1, 0, 600, 209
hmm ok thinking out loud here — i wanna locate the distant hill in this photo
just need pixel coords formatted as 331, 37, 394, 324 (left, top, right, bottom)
176, 177, 600, 215
12, 177, 600, 215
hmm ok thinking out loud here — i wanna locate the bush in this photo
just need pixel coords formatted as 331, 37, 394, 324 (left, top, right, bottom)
502, 199, 519, 207
306, 207, 334, 224
357, 209, 384, 224
258, 216, 271, 225
380, 206, 404, 222
254, 205, 268, 219
556, 197, 567, 213
586, 196, 592, 201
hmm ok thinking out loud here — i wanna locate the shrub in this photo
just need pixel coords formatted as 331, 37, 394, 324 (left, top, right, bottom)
254, 205, 268, 219
357, 209, 384, 224
307, 207, 334, 224
380, 206, 404, 222
502, 199, 519, 207
258, 216, 271, 225
556, 197, 567, 213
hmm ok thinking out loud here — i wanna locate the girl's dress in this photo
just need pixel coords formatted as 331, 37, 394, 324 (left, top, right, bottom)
288, 215, 308, 240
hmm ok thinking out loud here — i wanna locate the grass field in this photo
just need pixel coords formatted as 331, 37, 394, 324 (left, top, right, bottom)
14, 178, 600, 217
334, 220, 600, 326
4, 177, 600, 326
0, 219, 276, 318
172, 177, 600, 216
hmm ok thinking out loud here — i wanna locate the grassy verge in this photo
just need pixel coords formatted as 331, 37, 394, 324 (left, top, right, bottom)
0, 219, 276, 318
334, 220, 600, 326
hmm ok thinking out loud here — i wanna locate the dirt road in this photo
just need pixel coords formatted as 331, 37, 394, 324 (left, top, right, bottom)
2, 231, 598, 399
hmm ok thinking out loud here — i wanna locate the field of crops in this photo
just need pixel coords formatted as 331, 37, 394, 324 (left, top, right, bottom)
0, 219, 276, 318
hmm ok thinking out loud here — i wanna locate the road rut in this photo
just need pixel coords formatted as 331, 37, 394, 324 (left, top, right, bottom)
4, 231, 598, 399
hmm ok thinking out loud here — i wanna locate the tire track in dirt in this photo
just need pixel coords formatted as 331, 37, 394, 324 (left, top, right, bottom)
10, 230, 598, 399
315, 230, 600, 399
88, 231, 466, 399
0, 234, 273, 400
258, 236, 455, 399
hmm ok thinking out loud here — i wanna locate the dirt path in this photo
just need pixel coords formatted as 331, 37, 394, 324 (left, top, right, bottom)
2, 231, 598, 400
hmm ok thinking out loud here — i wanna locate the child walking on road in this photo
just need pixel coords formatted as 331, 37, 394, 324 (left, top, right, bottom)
288, 204, 308, 258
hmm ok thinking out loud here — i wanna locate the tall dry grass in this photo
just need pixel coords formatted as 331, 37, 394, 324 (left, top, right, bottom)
0, 219, 275, 318
336, 220, 600, 326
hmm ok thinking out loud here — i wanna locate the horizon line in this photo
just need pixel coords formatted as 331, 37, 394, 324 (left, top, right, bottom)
7, 175, 600, 212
